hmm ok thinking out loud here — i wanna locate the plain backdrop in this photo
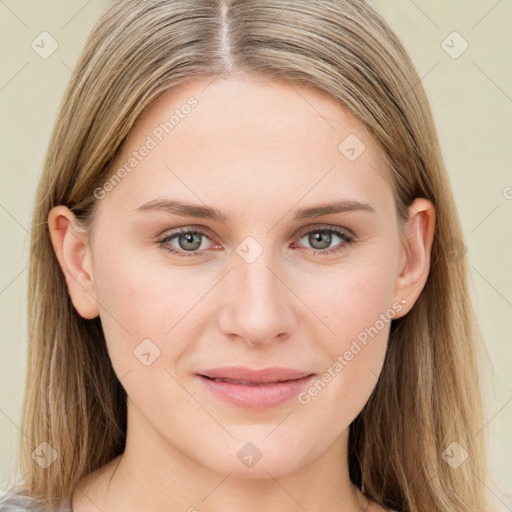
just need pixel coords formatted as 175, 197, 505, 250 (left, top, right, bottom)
1, 0, 511, 507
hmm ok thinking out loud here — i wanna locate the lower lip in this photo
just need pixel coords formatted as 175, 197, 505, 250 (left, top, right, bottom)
197, 374, 315, 409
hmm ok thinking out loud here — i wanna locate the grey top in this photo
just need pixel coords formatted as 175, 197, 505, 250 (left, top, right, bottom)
0, 489, 71, 512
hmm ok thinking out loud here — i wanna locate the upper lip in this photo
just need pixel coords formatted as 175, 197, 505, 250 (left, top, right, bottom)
197, 366, 314, 384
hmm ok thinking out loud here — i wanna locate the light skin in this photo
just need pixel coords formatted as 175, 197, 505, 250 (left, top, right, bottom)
48, 73, 435, 512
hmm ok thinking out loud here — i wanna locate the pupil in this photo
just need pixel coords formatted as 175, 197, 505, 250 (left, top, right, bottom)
179, 232, 201, 250
309, 231, 331, 249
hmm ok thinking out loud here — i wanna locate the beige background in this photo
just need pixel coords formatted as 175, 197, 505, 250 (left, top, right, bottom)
1, 0, 511, 507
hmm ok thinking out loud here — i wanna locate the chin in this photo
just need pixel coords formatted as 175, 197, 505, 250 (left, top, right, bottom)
198, 438, 314, 480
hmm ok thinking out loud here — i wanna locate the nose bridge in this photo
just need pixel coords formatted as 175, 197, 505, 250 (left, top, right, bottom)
239, 253, 281, 310
218, 242, 296, 345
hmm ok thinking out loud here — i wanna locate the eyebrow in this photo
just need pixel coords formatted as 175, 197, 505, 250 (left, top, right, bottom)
134, 198, 375, 222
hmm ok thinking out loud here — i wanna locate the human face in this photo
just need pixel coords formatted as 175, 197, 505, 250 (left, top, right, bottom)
85, 73, 405, 478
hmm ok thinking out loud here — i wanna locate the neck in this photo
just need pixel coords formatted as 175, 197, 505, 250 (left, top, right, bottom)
72, 401, 367, 512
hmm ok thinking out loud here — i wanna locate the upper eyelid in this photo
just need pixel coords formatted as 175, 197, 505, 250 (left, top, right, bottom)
295, 224, 354, 238
158, 226, 217, 243
158, 224, 354, 247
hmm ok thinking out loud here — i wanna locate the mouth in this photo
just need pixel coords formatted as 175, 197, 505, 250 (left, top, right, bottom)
200, 376, 304, 386
196, 367, 315, 409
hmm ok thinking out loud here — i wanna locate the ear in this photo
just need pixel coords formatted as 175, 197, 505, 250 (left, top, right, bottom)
47, 206, 99, 319
393, 197, 436, 318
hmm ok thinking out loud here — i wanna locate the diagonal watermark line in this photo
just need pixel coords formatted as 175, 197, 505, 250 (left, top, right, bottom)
201, 471, 233, 502
472, 396, 512, 439
367, 160, 391, 187
0, 202, 28, 233
0, 0, 29, 28
163, 368, 233, 438
265, 471, 309, 511
441, 412, 462, 448
407, 463, 426, 491
368, 368, 378, 379
472, 469, 512, 511
118, 368, 132, 383
470, 204, 499, 233
61, 61, 123, 122
266, 164, 337, 234
0, 265, 27, 296
285, 80, 337, 131
264, 0, 294, 29
0, 406, 29, 439
404, 61, 439, 98
471, 0, 502, 30
0, 62, 29, 92
400, 264, 439, 309
471, 265, 512, 310
200, 74, 222, 94
61, 0, 92, 29
72, 484, 105, 512
405, 0, 439, 29
265, 408, 296, 437
265, 265, 336, 335
408, 458, 441, 495
4, 475, 31, 499
163, 268, 234, 336
163, 163, 233, 233
472, 61, 512, 104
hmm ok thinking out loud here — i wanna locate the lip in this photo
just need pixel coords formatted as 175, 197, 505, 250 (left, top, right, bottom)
196, 366, 315, 409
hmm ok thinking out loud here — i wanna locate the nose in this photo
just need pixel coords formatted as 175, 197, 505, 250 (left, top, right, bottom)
217, 250, 297, 347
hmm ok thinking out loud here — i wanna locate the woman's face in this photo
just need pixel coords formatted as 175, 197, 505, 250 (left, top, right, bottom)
58, 74, 431, 479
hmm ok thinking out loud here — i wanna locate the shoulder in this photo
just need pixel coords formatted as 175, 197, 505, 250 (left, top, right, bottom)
0, 488, 71, 512
0, 487, 33, 512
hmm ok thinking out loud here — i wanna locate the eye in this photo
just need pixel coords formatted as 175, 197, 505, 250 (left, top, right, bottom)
157, 225, 355, 258
157, 228, 216, 258
292, 226, 355, 256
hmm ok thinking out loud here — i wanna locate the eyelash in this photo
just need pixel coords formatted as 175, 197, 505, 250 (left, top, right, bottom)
157, 226, 355, 258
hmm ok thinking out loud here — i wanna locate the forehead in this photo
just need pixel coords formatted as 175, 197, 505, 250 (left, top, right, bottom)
132, 73, 381, 161
97, 73, 393, 221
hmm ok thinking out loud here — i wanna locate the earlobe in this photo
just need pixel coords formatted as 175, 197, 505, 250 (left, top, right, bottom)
393, 198, 436, 318
47, 206, 99, 319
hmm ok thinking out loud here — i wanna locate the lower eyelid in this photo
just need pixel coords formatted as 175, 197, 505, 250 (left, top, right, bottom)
158, 227, 353, 256
296, 228, 353, 244
159, 231, 214, 251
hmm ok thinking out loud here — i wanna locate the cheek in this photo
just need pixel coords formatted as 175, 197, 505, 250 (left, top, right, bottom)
91, 247, 199, 373
310, 246, 398, 348
299, 247, 398, 418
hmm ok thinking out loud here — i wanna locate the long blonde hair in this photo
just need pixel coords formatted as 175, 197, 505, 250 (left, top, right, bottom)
12, 1, 494, 510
